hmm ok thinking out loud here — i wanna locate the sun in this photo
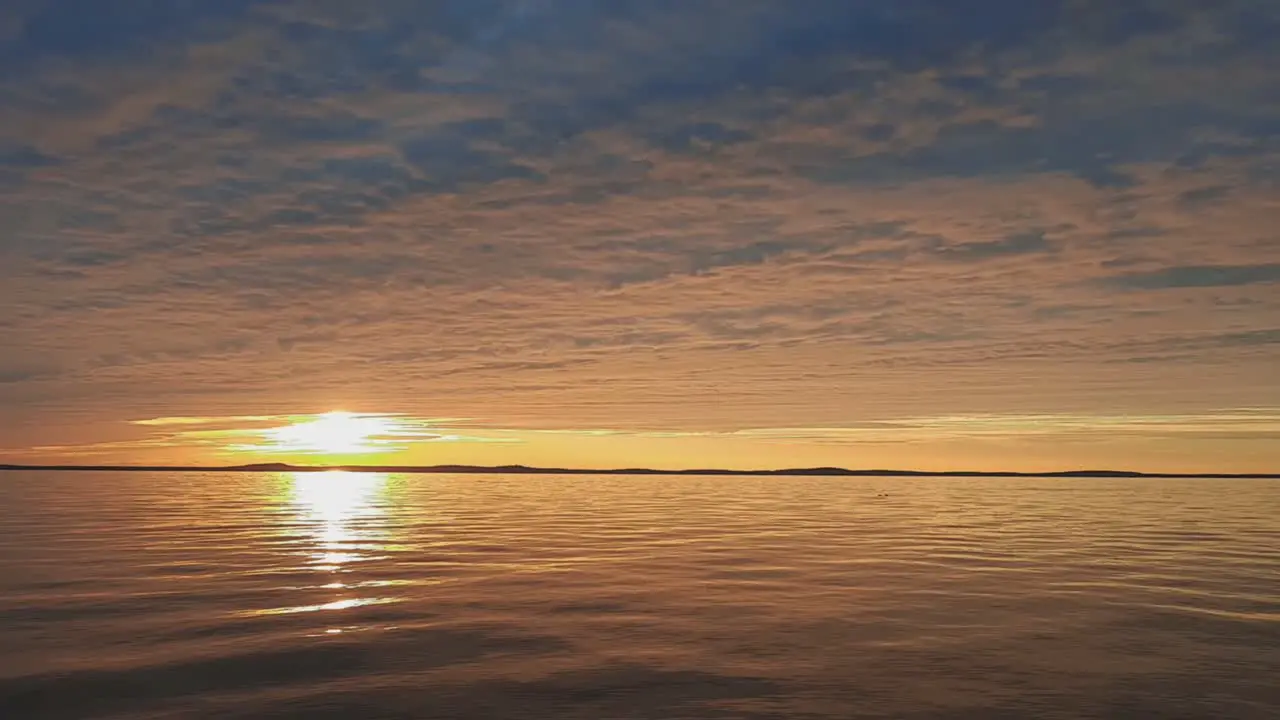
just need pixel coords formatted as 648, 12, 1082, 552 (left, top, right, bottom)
264, 411, 396, 456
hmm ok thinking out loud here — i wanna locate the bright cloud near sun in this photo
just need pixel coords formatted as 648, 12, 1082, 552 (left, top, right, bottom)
230, 412, 427, 456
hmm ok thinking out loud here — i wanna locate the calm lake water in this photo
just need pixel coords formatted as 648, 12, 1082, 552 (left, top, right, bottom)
0, 472, 1277, 719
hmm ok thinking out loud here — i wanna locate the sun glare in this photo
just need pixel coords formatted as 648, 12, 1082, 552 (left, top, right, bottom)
265, 412, 395, 456
223, 411, 448, 459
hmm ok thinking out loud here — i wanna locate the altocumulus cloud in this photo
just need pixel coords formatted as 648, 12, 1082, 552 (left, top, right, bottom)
0, 0, 1277, 462
10, 413, 517, 460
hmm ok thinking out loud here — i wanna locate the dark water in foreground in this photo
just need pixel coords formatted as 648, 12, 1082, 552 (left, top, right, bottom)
0, 472, 1277, 719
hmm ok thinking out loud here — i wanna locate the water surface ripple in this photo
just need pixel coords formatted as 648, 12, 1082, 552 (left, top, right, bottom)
0, 472, 1277, 719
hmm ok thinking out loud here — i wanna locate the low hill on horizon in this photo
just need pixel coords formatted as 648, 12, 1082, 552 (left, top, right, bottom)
0, 462, 1274, 479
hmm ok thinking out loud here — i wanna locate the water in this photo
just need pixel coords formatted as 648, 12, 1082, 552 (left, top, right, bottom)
0, 472, 1277, 719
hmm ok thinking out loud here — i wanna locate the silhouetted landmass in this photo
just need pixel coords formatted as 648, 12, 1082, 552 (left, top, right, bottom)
0, 463, 1274, 479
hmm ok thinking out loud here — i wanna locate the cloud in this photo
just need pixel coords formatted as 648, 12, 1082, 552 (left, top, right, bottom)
1, 1, 1278, 469
14, 413, 519, 460
1104, 264, 1280, 289
0, 143, 58, 168
937, 231, 1054, 262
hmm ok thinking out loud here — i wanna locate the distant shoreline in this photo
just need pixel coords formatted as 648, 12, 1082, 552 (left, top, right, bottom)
0, 463, 1274, 479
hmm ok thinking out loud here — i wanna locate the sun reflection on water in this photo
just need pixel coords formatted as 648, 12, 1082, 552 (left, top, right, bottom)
291, 471, 388, 570
245, 471, 401, 623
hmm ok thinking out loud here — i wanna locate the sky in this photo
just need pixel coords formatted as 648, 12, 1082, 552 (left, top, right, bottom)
1, 0, 1278, 472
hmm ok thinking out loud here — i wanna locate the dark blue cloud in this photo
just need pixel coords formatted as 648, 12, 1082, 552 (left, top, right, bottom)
797, 99, 1278, 188
1106, 264, 1280, 290
400, 134, 543, 191
647, 122, 754, 154
1216, 329, 1280, 347
255, 112, 383, 143
6, 0, 1275, 198
49, 0, 1150, 169
1177, 185, 1234, 208
0, 143, 59, 168
1, 0, 266, 73
939, 232, 1053, 262
0, 367, 58, 384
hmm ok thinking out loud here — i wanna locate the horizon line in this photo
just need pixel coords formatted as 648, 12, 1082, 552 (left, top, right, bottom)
0, 462, 1275, 479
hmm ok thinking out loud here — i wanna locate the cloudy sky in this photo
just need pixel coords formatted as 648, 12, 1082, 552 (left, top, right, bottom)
1, 0, 1277, 471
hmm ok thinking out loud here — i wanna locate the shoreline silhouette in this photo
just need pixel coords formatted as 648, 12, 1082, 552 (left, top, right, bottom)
0, 463, 1274, 479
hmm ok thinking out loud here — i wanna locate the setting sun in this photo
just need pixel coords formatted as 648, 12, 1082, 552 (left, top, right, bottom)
263, 412, 396, 456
